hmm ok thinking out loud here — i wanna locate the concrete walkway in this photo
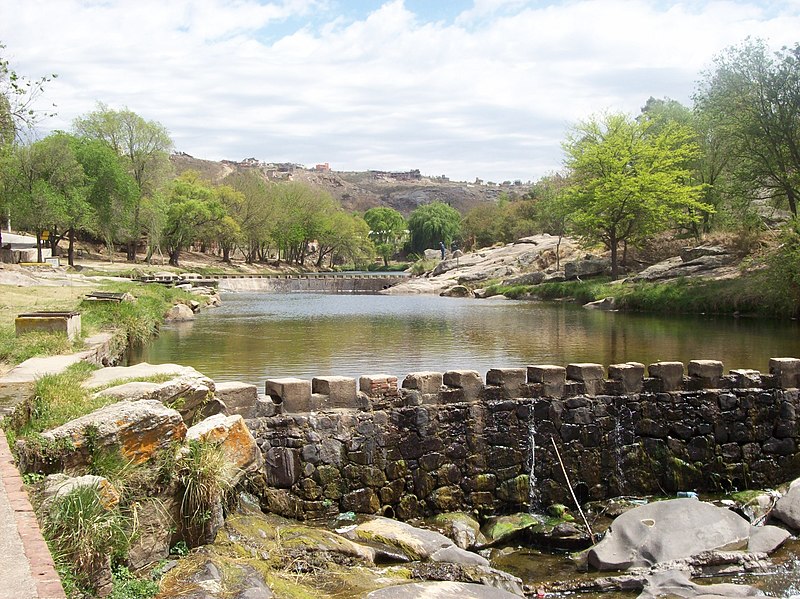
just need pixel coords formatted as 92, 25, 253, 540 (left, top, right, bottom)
0, 430, 65, 599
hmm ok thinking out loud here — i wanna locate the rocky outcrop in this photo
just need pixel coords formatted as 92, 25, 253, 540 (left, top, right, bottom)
564, 256, 611, 279
86, 363, 217, 424
17, 399, 187, 473
632, 245, 738, 282
384, 235, 580, 295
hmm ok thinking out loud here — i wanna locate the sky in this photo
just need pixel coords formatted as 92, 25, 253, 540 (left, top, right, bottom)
1, 0, 798, 183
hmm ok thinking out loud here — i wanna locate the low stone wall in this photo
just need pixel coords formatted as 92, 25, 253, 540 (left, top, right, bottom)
246, 358, 800, 520
217, 273, 407, 294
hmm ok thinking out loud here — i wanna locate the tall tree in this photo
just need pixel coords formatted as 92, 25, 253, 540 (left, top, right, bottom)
223, 171, 276, 263
73, 103, 172, 260
563, 112, 709, 278
364, 206, 406, 266
406, 201, 462, 254
694, 39, 800, 216
0, 43, 57, 145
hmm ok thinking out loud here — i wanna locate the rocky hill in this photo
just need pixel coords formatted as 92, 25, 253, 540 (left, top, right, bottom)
170, 153, 532, 216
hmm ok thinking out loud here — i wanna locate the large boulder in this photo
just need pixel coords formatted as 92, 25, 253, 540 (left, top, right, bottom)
185, 414, 263, 485
770, 484, 800, 530
17, 399, 186, 473
587, 499, 751, 571
637, 570, 764, 599
164, 303, 195, 321
351, 516, 489, 566
564, 256, 611, 280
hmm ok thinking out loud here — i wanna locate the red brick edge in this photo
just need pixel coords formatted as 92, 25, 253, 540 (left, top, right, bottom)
0, 430, 66, 599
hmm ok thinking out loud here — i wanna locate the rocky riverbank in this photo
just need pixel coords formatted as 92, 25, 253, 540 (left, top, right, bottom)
5, 358, 800, 598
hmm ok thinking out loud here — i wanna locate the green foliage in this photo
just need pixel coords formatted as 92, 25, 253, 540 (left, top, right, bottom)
43, 483, 132, 594
406, 201, 462, 253
409, 257, 438, 275
364, 206, 406, 266
764, 219, 800, 316
177, 440, 232, 538
110, 566, 159, 599
563, 112, 711, 277
694, 39, 800, 217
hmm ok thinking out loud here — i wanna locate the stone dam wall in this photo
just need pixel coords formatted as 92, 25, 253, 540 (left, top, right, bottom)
216, 273, 407, 293
244, 358, 800, 520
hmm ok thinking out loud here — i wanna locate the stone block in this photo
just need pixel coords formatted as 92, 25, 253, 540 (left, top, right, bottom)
214, 381, 258, 418
648, 361, 685, 392
265, 377, 312, 413
770, 358, 800, 389
359, 375, 399, 398
255, 395, 280, 417
402, 371, 444, 395
566, 363, 605, 396
15, 311, 81, 342
527, 365, 566, 397
688, 360, 724, 388
312, 376, 358, 408
443, 370, 484, 401
486, 368, 527, 398
730, 369, 761, 389
608, 362, 644, 394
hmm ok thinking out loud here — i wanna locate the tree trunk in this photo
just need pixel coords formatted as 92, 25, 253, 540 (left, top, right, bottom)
610, 234, 619, 280
222, 246, 231, 264
126, 239, 137, 262
556, 235, 562, 271
787, 187, 798, 218
168, 248, 180, 267
67, 227, 75, 267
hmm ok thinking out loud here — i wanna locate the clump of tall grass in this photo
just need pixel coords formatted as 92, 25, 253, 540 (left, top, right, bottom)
177, 440, 234, 546
0, 329, 76, 365
43, 483, 132, 595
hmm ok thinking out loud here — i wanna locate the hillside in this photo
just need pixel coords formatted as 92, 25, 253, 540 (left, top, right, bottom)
170, 153, 532, 216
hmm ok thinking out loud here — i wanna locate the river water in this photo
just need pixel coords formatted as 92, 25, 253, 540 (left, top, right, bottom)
131, 292, 800, 388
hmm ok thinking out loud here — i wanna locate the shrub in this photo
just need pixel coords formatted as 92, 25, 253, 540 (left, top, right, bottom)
177, 440, 233, 545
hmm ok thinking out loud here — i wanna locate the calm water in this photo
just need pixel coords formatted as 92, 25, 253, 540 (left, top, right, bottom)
130, 292, 800, 388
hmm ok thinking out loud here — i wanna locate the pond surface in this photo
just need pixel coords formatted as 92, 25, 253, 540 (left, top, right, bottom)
130, 292, 800, 388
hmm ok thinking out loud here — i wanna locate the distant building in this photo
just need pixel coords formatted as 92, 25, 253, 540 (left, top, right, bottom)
315, 163, 331, 172
369, 169, 422, 181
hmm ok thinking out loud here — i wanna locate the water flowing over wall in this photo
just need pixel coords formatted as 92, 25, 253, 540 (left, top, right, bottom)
217, 273, 408, 293
245, 359, 800, 520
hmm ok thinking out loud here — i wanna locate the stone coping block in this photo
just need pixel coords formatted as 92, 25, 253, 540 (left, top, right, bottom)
770, 358, 800, 389
648, 362, 685, 391
265, 378, 312, 412
688, 360, 724, 387
566, 363, 605, 396
527, 365, 566, 396
214, 381, 258, 418
313, 376, 358, 408
402, 372, 444, 395
608, 362, 645, 393
486, 368, 527, 398
359, 375, 399, 398
730, 369, 761, 389
443, 370, 484, 401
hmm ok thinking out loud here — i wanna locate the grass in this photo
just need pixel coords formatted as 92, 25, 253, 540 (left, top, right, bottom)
483, 271, 800, 319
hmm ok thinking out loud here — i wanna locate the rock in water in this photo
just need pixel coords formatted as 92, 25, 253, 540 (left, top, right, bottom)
771, 485, 800, 530
588, 498, 750, 570
366, 581, 521, 598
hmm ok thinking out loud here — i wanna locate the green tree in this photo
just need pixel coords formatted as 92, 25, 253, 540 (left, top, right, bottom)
528, 173, 572, 269
163, 171, 225, 266
73, 103, 173, 260
563, 112, 710, 278
271, 183, 339, 265
363, 206, 406, 266
70, 137, 137, 260
3, 133, 86, 262
316, 212, 374, 268
694, 39, 800, 216
224, 171, 277, 264
406, 201, 462, 254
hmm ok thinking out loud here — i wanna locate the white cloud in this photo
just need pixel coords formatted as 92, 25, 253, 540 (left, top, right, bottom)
1, 0, 798, 181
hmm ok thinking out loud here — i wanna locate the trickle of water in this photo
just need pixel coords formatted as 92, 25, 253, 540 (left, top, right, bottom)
614, 403, 632, 495
528, 402, 538, 512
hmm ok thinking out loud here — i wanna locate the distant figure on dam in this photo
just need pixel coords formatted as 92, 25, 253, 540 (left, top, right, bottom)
439, 241, 446, 260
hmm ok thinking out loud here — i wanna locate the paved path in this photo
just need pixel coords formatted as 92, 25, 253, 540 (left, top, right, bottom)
0, 430, 65, 599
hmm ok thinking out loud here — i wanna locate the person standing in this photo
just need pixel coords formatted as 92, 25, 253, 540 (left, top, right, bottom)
439, 241, 446, 260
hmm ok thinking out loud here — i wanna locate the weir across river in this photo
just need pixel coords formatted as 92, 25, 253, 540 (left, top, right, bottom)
137, 272, 409, 293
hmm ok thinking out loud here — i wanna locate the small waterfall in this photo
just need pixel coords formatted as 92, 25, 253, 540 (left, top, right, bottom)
614, 402, 632, 495
528, 402, 539, 512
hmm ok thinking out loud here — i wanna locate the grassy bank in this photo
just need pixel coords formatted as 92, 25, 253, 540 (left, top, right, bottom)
484, 272, 800, 319
0, 281, 197, 368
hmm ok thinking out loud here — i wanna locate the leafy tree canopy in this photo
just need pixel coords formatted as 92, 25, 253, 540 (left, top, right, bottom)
407, 201, 462, 253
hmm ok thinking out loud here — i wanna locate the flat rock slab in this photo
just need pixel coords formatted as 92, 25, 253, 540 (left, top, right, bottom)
638, 570, 764, 599
83, 362, 206, 389
0, 354, 87, 414
366, 581, 520, 598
